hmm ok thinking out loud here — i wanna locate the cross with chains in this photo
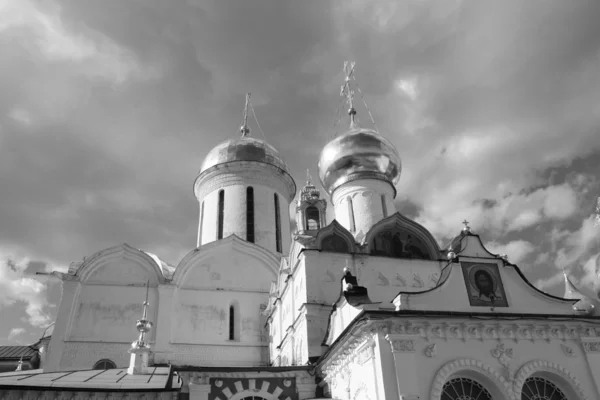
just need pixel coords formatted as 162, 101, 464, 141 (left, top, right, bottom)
340, 61, 356, 108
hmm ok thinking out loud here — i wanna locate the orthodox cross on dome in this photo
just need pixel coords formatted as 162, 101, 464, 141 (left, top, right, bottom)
340, 61, 358, 126
462, 219, 471, 232
240, 93, 251, 137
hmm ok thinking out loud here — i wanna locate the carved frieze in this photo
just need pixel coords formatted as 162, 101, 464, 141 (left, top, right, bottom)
582, 340, 600, 353
389, 339, 415, 353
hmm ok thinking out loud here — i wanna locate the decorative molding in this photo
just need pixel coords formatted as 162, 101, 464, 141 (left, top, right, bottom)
386, 320, 600, 343
430, 358, 511, 400
424, 343, 437, 358
388, 339, 416, 353
582, 340, 600, 353
512, 360, 590, 400
560, 343, 575, 357
491, 342, 513, 369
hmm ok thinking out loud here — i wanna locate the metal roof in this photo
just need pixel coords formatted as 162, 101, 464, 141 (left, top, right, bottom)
0, 367, 182, 392
0, 346, 38, 360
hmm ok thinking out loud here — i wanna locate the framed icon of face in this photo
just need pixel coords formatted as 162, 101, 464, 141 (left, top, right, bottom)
461, 262, 509, 307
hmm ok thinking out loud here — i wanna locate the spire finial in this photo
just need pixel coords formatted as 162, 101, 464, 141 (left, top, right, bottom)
341, 61, 358, 128
142, 280, 149, 319
240, 93, 251, 137
306, 169, 313, 185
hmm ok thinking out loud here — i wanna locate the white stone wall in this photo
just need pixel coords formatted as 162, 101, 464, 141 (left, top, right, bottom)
331, 179, 396, 240
322, 320, 600, 400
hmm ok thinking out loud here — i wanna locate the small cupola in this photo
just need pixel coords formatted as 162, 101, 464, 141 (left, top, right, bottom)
296, 169, 327, 235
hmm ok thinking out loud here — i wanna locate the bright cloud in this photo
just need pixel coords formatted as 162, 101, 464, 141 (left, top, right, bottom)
0, 249, 52, 328
487, 240, 536, 266
7, 328, 25, 341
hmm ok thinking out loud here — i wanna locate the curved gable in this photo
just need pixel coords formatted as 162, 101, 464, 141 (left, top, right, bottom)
76, 243, 166, 285
173, 234, 279, 290
363, 213, 441, 260
315, 220, 357, 254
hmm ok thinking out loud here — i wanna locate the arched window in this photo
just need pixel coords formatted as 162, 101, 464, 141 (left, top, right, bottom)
347, 196, 355, 232
274, 194, 282, 253
381, 194, 388, 218
93, 359, 116, 370
521, 377, 567, 400
217, 190, 225, 239
198, 201, 204, 246
246, 187, 255, 243
441, 378, 492, 400
305, 206, 320, 230
320, 234, 350, 253
370, 229, 430, 259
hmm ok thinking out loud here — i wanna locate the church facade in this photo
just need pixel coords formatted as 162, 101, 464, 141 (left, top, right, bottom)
1, 74, 600, 400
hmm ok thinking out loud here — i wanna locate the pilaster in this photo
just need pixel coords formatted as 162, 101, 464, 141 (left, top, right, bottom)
45, 279, 80, 372
385, 333, 420, 400
154, 284, 175, 353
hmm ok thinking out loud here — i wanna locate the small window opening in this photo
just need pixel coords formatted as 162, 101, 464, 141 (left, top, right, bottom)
305, 206, 320, 230
247, 187, 255, 243
347, 196, 356, 232
229, 305, 235, 340
274, 193, 282, 253
198, 201, 205, 246
381, 194, 388, 218
217, 190, 225, 239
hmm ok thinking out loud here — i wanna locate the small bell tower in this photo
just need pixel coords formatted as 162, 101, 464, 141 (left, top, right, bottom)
296, 169, 327, 235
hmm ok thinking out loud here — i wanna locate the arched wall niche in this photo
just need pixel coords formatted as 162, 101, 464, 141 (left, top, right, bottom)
430, 358, 511, 400
315, 220, 357, 254
512, 360, 589, 400
364, 213, 440, 260
76, 243, 166, 285
173, 234, 279, 288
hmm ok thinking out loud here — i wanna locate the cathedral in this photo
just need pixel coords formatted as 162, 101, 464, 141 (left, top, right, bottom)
1, 65, 600, 400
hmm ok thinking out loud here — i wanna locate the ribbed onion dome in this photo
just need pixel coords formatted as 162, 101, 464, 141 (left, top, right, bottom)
200, 136, 291, 175
318, 120, 401, 195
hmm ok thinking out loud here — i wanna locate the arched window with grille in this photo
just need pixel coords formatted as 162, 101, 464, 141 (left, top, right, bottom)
521, 377, 567, 400
441, 377, 492, 400
246, 187, 255, 243
217, 190, 225, 239
93, 359, 116, 370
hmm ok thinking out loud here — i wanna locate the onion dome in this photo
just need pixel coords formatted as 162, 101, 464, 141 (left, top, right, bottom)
318, 121, 401, 195
200, 135, 291, 176
318, 62, 401, 196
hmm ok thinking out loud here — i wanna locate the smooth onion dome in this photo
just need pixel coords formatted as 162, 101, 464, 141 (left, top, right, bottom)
318, 124, 401, 196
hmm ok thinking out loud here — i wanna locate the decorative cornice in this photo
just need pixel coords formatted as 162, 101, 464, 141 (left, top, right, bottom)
512, 360, 590, 400
582, 340, 600, 353
430, 358, 511, 400
194, 162, 296, 203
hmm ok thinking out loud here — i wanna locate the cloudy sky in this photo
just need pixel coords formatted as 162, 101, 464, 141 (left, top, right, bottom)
1, 0, 600, 346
